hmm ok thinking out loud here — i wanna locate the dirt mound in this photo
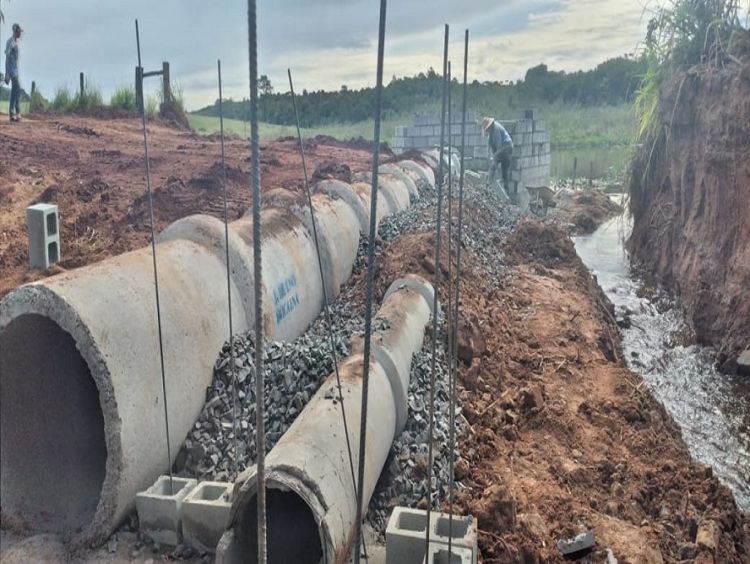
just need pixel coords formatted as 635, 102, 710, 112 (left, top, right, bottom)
555, 188, 623, 234
504, 219, 578, 268
628, 62, 750, 371
0, 114, 376, 296
312, 161, 352, 184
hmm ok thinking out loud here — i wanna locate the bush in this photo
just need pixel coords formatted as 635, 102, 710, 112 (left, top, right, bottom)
51, 87, 74, 112
145, 94, 159, 118
29, 89, 46, 113
110, 85, 137, 112
73, 83, 103, 112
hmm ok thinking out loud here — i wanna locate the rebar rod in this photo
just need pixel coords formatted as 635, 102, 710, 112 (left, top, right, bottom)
246, 1, 266, 561
134, 18, 174, 496
287, 68, 368, 561
354, 0, 388, 561
425, 22, 449, 558
217, 59, 240, 479
449, 28, 470, 558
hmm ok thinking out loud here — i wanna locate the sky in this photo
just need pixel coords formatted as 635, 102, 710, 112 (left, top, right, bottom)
1, 0, 658, 111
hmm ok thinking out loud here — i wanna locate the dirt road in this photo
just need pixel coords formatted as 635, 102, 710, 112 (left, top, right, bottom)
0, 114, 375, 296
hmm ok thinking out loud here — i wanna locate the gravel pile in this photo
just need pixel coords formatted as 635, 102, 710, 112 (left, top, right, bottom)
367, 336, 460, 532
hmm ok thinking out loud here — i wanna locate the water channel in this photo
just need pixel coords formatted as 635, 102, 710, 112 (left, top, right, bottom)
572, 206, 750, 511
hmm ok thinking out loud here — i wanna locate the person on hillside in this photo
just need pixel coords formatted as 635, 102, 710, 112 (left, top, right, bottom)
5, 23, 23, 122
482, 116, 513, 200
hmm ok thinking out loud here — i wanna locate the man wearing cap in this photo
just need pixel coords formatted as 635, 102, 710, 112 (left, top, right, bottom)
5, 22, 23, 122
482, 116, 513, 199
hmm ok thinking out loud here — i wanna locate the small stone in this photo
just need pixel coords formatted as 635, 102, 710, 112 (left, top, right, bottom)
695, 519, 720, 552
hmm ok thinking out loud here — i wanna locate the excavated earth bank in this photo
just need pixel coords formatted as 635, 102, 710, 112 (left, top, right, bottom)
628, 62, 750, 371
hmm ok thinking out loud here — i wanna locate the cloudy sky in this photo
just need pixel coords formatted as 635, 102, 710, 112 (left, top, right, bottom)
2, 0, 657, 110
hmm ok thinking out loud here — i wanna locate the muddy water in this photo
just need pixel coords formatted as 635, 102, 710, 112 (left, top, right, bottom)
573, 209, 750, 511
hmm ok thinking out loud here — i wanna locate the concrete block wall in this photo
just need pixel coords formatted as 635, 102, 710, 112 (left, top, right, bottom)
393, 110, 551, 193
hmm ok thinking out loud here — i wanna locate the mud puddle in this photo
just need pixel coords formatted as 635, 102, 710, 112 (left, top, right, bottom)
573, 204, 750, 511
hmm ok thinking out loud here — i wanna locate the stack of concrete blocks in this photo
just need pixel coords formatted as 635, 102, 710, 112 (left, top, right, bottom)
392, 109, 551, 195
386, 506, 478, 564
136, 476, 233, 552
392, 111, 481, 157
26, 203, 60, 269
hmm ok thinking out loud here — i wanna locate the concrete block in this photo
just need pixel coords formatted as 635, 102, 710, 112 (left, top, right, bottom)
182, 481, 233, 552
26, 203, 60, 270
136, 475, 197, 546
524, 109, 535, 119
386, 507, 477, 564
392, 137, 405, 149
533, 119, 546, 131
424, 544, 474, 564
532, 131, 550, 143
408, 126, 421, 137
395, 126, 407, 136
428, 137, 440, 146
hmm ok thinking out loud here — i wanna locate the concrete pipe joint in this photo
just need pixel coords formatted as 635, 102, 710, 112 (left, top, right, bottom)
217, 275, 435, 564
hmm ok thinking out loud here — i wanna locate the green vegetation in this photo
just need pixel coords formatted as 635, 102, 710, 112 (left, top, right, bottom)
190, 57, 643, 178
110, 85, 137, 112
48, 83, 104, 113
630, 0, 746, 194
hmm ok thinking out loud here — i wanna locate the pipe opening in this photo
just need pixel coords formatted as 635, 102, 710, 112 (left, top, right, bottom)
236, 488, 323, 564
0, 314, 106, 533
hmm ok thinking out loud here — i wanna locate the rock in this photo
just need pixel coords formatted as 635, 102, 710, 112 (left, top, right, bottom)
556, 529, 595, 556
517, 512, 549, 542
737, 349, 750, 376
517, 385, 544, 413
695, 519, 720, 552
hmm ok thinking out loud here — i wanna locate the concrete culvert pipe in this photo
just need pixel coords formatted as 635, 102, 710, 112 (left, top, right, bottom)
380, 163, 419, 202
398, 159, 436, 188
0, 240, 248, 544
0, 167, 415, 545
217, 275, 435, 564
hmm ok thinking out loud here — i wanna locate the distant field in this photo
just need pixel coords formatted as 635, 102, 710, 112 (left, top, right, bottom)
0, 100, 30, 115
190, 104, 636, 180
188, 113, 403, 144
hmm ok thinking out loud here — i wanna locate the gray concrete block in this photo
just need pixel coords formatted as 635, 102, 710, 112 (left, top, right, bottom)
532, 131, 550, 143
395, 126, 407, 136
136, 475, 197, 546
424, 544, 474, 564
499, 120, 517, 133
26, 203, 60, 270
533, 119, 546, 131
181, 481, 233, 553
392, 137, 405, 149
386, 507, 478, 564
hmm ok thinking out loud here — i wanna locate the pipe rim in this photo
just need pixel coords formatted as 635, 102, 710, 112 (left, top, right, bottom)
0, 284, 122, 545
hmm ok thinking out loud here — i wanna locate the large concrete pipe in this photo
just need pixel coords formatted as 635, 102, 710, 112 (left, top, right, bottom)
216, 275, 435, 564
380, 163, 419, 201
354, 172, 411, 214
0, 239, 248, 544
398, 159, 435, 188
0, 164, 428, 544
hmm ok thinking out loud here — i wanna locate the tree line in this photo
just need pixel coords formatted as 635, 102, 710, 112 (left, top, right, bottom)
195, 55, 646, 126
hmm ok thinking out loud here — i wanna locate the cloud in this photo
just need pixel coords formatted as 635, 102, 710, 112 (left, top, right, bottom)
0, 0, 652, 110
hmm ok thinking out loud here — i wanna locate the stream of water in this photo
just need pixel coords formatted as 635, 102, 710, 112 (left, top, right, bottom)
572, 208, 750, 511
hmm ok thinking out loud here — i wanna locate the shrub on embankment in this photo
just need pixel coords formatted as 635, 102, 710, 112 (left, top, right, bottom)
628, 0, 750, 370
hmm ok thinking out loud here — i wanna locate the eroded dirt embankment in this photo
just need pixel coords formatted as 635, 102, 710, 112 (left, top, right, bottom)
628, 63, 750, 371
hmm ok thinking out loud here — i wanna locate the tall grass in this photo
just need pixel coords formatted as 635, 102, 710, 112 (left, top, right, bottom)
51, 87, 74, 112
110, 85, 137, 112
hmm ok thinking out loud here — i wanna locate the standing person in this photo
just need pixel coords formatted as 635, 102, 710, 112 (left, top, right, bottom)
482, 116, 514, 200
5, 22, 22, 122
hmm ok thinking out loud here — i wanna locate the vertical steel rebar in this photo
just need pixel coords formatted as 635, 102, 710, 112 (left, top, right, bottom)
287, 68, 368, 561
246, 1, 266, 561
449, 30, 470, 558
217, 59, 240, 479
354, 1, 388, 561
134, 18, 174, 496
425, 22, 450, 558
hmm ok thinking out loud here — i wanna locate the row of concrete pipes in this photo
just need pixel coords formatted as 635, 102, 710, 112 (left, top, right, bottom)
0, 156, 436, 548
